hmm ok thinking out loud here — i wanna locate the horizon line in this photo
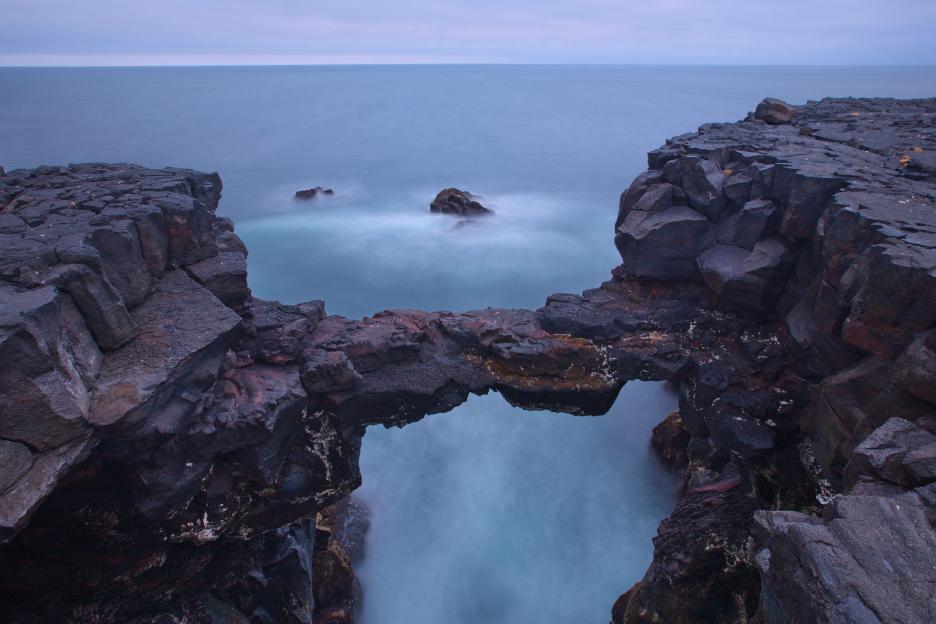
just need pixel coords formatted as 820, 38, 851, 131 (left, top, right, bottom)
3, 61, 936, 69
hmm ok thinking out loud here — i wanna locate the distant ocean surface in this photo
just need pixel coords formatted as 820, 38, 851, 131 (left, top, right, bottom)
3, 65, 935, 317
2, 65, 934, 623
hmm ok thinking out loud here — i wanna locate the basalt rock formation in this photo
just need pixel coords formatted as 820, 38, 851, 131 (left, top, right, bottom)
611, 96, 936, 624
429, 187, 494, 216
295, 187, 335, 200
1, 97, 935, 623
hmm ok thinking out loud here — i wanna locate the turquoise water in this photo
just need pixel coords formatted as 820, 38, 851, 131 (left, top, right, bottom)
356, 387, 680, 623
2, 65, 934, 623
2, 66, 935, 316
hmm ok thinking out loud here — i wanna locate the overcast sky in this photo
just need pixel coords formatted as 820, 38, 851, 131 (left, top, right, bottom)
3, 0, 935, 66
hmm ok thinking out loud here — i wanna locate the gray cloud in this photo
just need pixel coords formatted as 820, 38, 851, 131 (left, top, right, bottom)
2, 0, 935, 64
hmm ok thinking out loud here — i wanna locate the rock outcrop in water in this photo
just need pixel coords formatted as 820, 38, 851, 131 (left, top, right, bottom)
1, 97, 935, 623
296, 187, 335, 200
429, 187, 494, 216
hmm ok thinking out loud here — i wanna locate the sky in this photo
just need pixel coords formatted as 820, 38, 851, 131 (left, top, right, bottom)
2, 0, 935, 66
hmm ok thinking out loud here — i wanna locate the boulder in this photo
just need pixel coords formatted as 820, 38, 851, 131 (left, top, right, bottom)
784, 294, 864, 377
429, 188, 494, 216
713, 198, 778, 250
671, 157, 728, 221
723, 166, 755, 206
804, 356, 893, 479
753, 97, 796, 125
706, 408, 775, 457
651, 410, 690, 470
186, 364, 307, 488
753, 487, 936, 624
618, 470, 758, 624
302, 350, 364, 394
0, 285, 100, 451
295, 187, 335, 199
249, 299, 325, 365
0, 440, 33, 493
615, 206, 710, 279
44, 263, 139, 350
89, 270, 242, 433
843, 417, 936, 489
153, 192, 219, 267
841, 242, 936, 358
186, 250, 250, 306
0, 214, 27, 235
0, 434, 97, 543
87, 219, 154, 308
626, 183, 678, 216
776, 168, 844, 240
313, 502, 360, 618
616, 170, 665, 229
696, 238, 796, 311
0, 234, 57, 279
892, 330, 936, 405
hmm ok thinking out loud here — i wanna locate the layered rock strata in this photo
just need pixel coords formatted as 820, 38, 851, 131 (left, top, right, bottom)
0, 97, 934, 623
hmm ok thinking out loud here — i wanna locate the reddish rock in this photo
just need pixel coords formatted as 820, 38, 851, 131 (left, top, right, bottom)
651, 409, 690, 471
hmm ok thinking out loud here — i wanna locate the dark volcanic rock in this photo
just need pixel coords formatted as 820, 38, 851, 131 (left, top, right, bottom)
429, 187, 494, 216
185, 250, 250, 306
651, 409, 690, 471
713, 198, 779, 250
615, 206, 710, 279
311, 498, 368, 623
843, 418, 936, 490
3, 98, 936, 624
612, 96, 936, 623
617, 472, 759, 624
674, 156, 728, 220
696, 238, 796, 311
754, 97, 796, 125
295, 186, 335, 199
892, 329, 936, 404
754, 487, 936, 624
44, 262, 140, 349
89, 269, 242, 430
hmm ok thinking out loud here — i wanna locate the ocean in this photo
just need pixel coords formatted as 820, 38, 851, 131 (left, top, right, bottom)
2, 64, 933, 623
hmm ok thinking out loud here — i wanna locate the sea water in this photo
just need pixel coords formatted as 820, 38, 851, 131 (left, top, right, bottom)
2, 64, 934, 623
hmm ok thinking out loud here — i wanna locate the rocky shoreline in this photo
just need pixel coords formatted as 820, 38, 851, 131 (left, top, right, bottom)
1, 97, 935, 623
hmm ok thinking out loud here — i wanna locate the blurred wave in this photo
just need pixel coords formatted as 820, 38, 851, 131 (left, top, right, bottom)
237, 187, 612, 317
356, 386, 680, 624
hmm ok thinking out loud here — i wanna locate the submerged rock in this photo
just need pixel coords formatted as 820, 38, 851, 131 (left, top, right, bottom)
295, 186, 335, 199
430, 187, 494, 216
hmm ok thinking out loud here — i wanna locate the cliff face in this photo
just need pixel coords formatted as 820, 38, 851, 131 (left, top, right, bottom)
0, 98, 934, 624
0, 164, 359, 622
612, 97, 936, 623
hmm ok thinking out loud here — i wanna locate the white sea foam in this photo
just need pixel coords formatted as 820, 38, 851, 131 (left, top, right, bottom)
355, 386, 680, 624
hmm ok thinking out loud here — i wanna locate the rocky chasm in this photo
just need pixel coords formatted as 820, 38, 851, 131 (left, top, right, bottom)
1, 97, 936, 623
